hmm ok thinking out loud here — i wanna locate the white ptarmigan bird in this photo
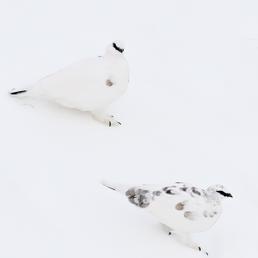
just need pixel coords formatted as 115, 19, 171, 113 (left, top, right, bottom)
102, 181, 233, 255
10, 41, 129, 126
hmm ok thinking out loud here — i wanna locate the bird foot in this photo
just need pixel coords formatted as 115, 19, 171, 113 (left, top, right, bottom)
198, 246, 209, 256
91, 112, 122, 127
107, 115, 122, 127
168, 231, 208, 256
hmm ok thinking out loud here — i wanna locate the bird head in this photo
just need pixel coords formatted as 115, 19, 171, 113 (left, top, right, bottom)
106, 40, 125, 55
207, 184, 233, 200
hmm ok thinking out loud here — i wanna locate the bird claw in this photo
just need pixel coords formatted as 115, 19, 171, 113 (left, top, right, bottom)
198, 246, 208, 256
107, 116, 121, 127
91, 112, 122, 127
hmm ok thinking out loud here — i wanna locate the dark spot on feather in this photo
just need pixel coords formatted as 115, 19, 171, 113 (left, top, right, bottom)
125, 188, 135, 196
175, 202, 185, 210
126, 188, 154, 208
163, 187, 177, 195
184, 211, 195, 220
163, 186, 179, 195
192, 187, 201, 195
153, 191, 161, 196
106, 79, 114, 87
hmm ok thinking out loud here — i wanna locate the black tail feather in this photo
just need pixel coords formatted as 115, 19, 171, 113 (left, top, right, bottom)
10, 90, 27, 95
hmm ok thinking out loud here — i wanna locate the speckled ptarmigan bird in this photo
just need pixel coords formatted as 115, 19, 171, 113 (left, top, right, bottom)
9, 41, 129, 126
102, 181, 233, 255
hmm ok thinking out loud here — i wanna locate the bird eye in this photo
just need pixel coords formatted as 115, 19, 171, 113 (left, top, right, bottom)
216, 190, 233, 198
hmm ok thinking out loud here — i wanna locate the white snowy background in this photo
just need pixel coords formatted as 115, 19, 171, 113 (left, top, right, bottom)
0, 0, 257, 257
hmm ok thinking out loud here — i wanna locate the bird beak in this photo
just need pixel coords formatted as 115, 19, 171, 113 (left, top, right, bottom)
228, 193, 233, 198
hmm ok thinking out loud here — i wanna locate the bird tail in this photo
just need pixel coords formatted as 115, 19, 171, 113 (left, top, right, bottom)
9, 89, 28, 96
101, 180, 130, 194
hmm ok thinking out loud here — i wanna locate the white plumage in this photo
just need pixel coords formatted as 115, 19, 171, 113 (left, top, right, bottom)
102, 181, 233, 255
10, 41, 129, 126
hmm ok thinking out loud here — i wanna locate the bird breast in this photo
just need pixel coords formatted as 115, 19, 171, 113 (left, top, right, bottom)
146, 194, 222, 233
32, 56, 129, 111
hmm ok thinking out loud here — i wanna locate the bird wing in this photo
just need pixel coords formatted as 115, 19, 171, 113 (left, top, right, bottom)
160, 182, 208, 220
31, 56, 107, 97
38, 56, 104, 82
120, 183, 221, 233
124, 183, 207, 219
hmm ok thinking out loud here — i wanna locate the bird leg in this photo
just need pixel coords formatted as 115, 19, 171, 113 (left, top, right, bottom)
90, 110, 121, 127
169, 231, 208, 256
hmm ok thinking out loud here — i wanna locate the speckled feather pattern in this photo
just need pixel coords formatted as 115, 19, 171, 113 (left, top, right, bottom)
103, 181, 231, 234
118, 182, 225, 233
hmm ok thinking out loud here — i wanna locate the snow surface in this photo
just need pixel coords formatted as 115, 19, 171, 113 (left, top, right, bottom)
0, 0, 258, 257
